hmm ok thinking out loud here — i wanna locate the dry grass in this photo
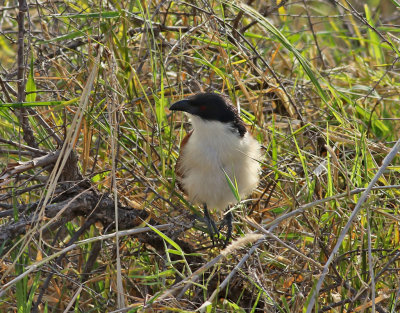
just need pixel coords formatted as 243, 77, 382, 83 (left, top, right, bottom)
1, 0, 400, 312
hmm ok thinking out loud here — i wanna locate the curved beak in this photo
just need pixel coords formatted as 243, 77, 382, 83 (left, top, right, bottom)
169, 100, 193, 113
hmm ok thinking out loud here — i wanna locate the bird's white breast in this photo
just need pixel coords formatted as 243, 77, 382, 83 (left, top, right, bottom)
178, 115, 261, 210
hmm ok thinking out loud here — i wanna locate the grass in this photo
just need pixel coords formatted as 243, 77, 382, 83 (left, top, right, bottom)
1, 0, 400, 312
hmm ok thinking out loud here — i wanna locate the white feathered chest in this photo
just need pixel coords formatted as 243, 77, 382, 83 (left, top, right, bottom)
177, 115, 261, 210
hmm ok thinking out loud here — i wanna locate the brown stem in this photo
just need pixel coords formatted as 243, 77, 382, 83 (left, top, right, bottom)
16, 0, 38, 149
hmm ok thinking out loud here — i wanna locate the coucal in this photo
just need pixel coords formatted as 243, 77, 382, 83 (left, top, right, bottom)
170, 92, 261, 246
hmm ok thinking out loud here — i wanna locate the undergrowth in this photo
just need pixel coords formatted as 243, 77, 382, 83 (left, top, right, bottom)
1, 0, 400, 312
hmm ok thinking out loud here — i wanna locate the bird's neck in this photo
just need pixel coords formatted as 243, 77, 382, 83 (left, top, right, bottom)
189, 115, 245, 138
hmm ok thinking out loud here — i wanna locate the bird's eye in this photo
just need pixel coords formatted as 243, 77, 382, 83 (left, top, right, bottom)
200, 105, 207, 111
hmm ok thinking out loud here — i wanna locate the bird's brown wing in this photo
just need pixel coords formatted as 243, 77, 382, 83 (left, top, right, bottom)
175, 130, 193, 194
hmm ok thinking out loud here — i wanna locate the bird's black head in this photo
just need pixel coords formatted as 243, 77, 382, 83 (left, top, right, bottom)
170, 93, 237, 123
170, 92, 246, 136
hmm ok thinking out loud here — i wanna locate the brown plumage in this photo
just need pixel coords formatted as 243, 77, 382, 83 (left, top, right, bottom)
175, 130, 192, 193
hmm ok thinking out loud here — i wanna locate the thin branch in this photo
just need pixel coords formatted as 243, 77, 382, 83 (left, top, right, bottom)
306, 138, 400, 313
0, 138, 46, 155
0, 223, 174, 298
16, 0, 38, 148
265, 184, 400, 230
0, 150, 61, 185
244, 217, 323, 269
198, 236, 265, 311
367, 207, 376, 313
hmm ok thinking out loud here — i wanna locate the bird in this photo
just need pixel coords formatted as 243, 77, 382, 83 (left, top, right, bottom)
170, 92, 261, 246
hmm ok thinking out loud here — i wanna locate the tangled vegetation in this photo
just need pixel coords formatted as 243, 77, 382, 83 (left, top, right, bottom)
1, 0, 400, 312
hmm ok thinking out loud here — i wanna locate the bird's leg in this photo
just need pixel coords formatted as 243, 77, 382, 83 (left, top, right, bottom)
203, 204, 219, 245
218, 210, 233, 247
223, 211, 233, 247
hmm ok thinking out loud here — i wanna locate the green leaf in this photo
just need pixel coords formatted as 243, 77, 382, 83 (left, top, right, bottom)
364, 4, 383, 64
130, 269, 175, 279
52, 11, 120, 19
26, 54, 37, 102
222, 168, 241, 202
0, 101, 66, 108
390, 0, 400, 7
146, 223, 185, 257
38, 26, 91, 43
190, 35, 236, 49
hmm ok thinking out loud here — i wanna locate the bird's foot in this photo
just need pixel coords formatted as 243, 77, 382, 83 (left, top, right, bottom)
218, 211, 233, 248
203, 205, 220, 246
190, 214, 219, 247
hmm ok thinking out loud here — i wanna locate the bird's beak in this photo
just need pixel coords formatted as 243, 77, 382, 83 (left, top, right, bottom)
169, 100, 193, 114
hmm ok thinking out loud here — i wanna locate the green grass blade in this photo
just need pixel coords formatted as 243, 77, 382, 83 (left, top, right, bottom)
26, 53, 37, 102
